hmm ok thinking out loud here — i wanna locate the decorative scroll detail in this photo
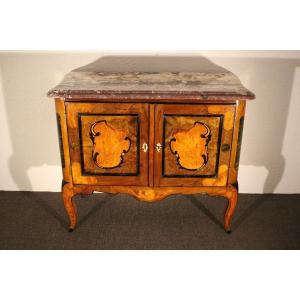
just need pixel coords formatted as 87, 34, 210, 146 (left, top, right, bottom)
170, 122, 211, 170
89, 120, 131, 169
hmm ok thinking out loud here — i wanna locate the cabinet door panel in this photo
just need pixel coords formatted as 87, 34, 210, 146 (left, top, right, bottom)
67, 103, 148, 186
154, 104, 235, 187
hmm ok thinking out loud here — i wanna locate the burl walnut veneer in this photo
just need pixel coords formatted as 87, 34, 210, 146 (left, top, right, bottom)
48, 57, 255, 233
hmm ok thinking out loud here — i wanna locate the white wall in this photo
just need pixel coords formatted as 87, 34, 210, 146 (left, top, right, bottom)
0, 51, 299, 193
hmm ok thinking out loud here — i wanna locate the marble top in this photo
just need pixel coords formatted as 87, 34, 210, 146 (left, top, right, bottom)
47, 56, 255, 99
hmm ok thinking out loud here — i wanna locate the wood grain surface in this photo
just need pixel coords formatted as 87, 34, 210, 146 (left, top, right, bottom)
55, 99, 72, 182
170, 121, 211, 170
66, 102, 149, 186
83, 116, 136, 173
154, 104, 235, 187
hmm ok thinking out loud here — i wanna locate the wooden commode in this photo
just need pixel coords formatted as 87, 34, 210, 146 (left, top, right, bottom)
47, 57, 255, 233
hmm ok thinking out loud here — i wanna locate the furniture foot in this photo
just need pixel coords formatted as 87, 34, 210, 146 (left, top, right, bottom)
62, 182, 77, 231
224, 185, 238, 233
207, 185, 238, 233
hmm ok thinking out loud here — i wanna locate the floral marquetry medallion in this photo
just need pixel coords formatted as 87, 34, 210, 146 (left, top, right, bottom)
170, 122, 211, 170
78, 113, 140, 176
90, 120, 131, 169
163, 114, 224, 178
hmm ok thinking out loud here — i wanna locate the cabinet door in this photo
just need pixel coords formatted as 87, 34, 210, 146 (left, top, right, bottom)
154, 104, 235, 187
66, 103, 149, 186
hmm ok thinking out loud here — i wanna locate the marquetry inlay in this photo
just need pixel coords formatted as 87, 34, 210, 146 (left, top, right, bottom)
170, 122, 211, 170
90, 120, 131, 169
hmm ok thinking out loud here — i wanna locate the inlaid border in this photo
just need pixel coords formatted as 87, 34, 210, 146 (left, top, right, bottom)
78, 113, 140, 176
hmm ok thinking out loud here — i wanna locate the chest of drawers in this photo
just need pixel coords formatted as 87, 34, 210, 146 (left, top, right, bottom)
48, 58, 255, 233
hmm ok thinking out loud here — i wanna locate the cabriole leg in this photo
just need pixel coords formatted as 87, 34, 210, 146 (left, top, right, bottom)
224, 185, 238, 233
207, 185, 238, 233
62, 182, 77, 231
